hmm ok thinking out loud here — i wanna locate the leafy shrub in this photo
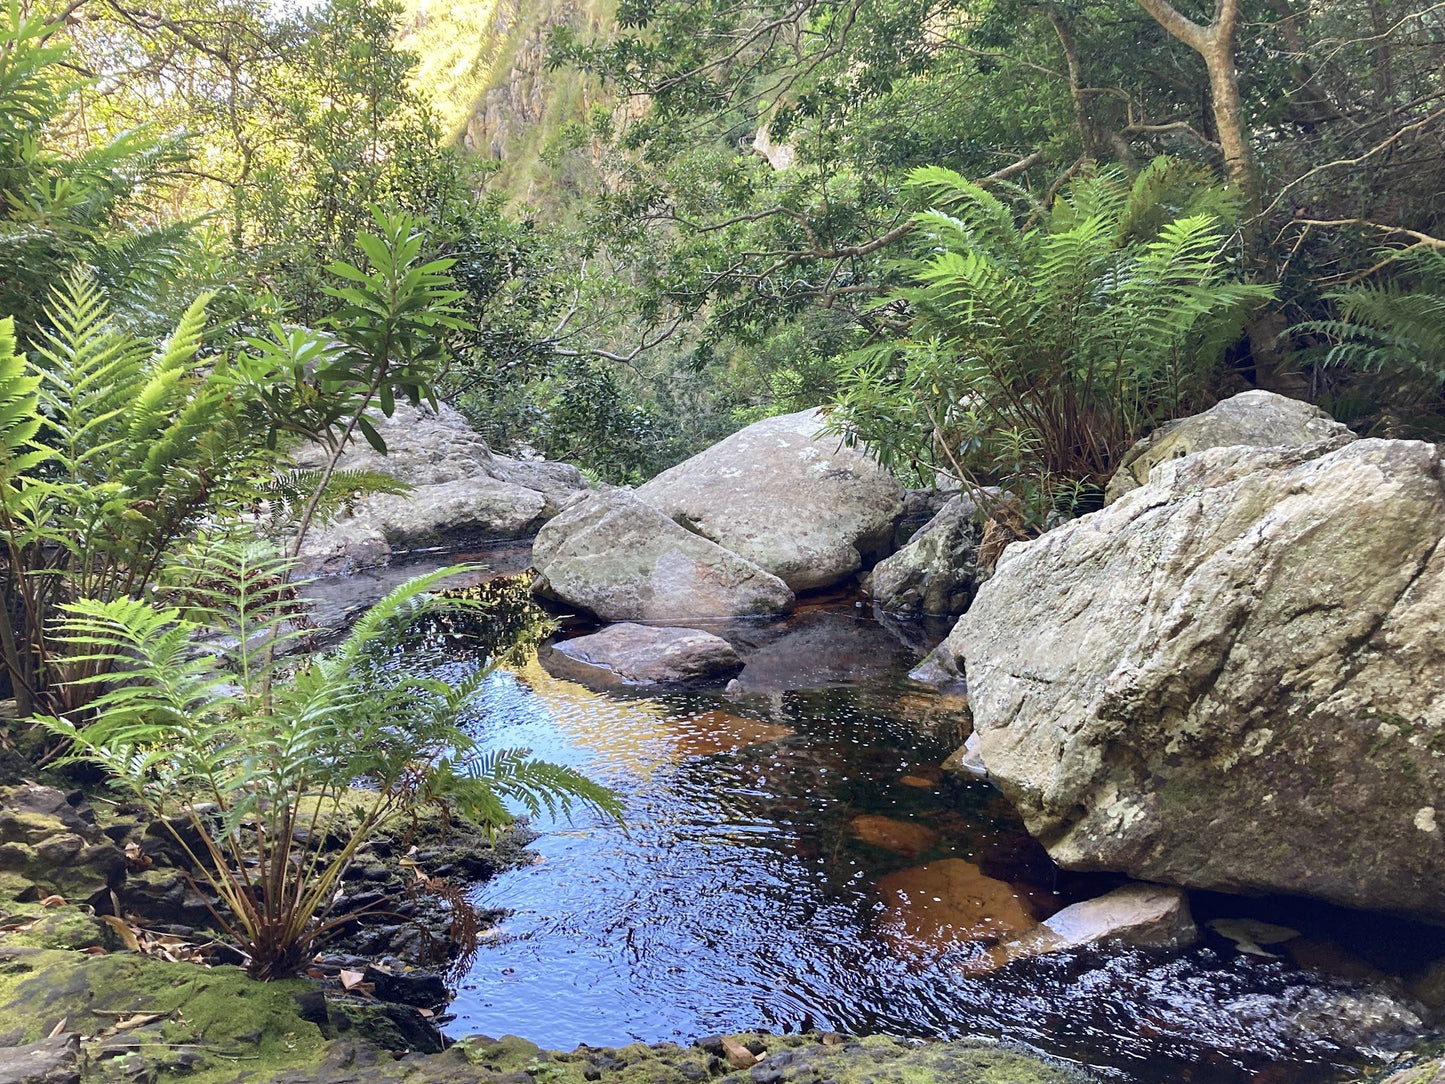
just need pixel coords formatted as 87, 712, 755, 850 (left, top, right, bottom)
43, 544, 620, 980
1297, 251, 1445, 433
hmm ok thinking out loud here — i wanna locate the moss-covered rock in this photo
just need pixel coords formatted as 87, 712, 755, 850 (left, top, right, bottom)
0, 944, 1100, 1084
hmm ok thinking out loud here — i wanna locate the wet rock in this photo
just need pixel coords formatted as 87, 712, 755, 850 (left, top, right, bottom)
636, 408, 906, 591
848, 815, 938, 859
728, 610, 915, 693
1208, 918, 1301, 957
549, 623, 743, 686
363, 965, 449, 1009
906, 647, 962, 688
951, 438, 1445, 923
942, 734, 987, 780
1039, 883, 1196, 949
296, 402, 588, 574
865, 493, 982, 616
532, 488, 794, 621
0, 1033, 81, 1084
980, 884, 1197, 970
1104, 389, 1354, 503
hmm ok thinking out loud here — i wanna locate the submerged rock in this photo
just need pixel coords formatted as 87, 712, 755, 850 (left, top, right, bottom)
636, 408, 906, 591
876, 858, 1050, 951
1103, 389, 1354, 504
848, 814, 939, 859
297, 402, 588, 574
950, 437, 1445, 923
549, 623, 743, 686
532, 488, 794, 621
865, 493, 982, 616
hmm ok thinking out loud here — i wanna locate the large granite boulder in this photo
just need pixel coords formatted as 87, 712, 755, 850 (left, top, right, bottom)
635, 408, 906, 591
864, 493, 982, 615
297, 403, 588, 574
532, 488, 794, 621
548, 624, 743, 686
945, 438, 1445, 923
1104, 389, 1354, 504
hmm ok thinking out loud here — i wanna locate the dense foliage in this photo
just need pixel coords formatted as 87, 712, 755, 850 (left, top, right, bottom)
834, 159, 1274, 520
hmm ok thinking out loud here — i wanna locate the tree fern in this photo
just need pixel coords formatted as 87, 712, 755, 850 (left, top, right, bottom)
834, 156, 1273, 525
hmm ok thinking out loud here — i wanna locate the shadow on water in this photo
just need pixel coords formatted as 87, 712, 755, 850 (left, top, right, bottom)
394, 590, 1440, 1084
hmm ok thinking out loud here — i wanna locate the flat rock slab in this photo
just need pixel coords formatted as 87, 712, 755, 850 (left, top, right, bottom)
0, 1034, 80, 1084
532, 488, 794, 621
550, 623, 742, 686
636, 408, 906, 591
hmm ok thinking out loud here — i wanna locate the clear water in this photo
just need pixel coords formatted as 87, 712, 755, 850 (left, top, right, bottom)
398, 598, 1437, 1084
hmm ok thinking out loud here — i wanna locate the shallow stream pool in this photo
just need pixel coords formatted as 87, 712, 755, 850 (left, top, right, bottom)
376, 584, 1441, 1084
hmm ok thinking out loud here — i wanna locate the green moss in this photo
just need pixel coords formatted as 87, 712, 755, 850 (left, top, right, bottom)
2, 910, 108, 950
0, 946, 328, 1081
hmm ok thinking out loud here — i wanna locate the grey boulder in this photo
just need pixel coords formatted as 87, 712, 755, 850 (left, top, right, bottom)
950, 437, 1445, 923
296, 402, 588, 574
635, 408, 906, 591
532, 488, 794, 621
865, 493, 982, 615
548, 624, 742, 686
1104, 389, 1354, 504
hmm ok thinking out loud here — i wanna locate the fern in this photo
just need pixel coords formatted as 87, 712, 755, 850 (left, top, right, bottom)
259, 466, 412, 528
834, 155, 1273, 525
41, 546, 620, 979
1300, 252, 1445, 396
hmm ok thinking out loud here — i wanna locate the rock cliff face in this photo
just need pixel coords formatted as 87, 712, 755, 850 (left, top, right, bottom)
944, 436, 1445, 923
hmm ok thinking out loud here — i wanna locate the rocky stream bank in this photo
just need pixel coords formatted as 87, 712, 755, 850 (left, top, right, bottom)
6, 389, 1445, 1082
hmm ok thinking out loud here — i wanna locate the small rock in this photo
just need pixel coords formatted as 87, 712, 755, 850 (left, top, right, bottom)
721, 1036, 758, 1069
1209, 918, 1301, 957
942, 734, 987, 780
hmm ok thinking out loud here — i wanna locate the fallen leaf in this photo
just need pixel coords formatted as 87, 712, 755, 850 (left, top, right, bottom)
47, 1018, 67, 1038
39, 895, 66, 908
417, 1008, 434, 1019
114, 1012, 167, 1032
338, 969, 366, 990
99, 914, 141, 953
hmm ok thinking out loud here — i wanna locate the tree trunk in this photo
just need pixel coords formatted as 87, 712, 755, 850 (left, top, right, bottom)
1135, 0, 1259, 213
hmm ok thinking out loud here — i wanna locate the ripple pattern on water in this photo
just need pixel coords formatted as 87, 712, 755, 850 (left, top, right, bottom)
426, 613, 1432, 1084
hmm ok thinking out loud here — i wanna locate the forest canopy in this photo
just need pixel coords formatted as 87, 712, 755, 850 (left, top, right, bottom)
3, 0, 1443, 492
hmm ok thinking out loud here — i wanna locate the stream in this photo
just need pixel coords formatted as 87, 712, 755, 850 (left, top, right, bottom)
311, 554, 1442, 1084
